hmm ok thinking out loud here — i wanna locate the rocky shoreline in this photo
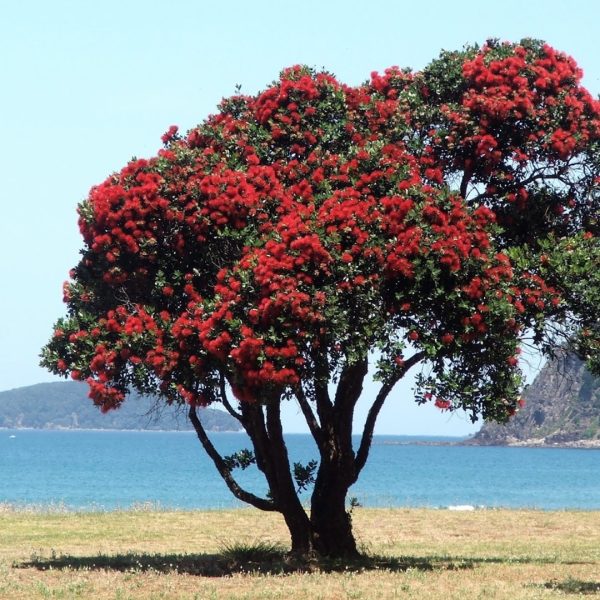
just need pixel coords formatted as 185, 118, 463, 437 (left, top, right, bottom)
379, 437, 600, 449
466, 352, 600, 448
462, 437, 600, 449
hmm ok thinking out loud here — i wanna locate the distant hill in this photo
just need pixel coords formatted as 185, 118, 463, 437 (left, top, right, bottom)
466, 352, 600, 447
0, 381, 242, 432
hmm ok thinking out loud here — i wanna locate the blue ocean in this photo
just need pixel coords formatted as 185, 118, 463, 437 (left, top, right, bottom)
1, 430, 599, 510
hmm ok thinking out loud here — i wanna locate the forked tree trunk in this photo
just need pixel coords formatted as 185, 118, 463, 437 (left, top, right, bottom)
191, 353, 427, 559
271, 360, 367, 559
191, 394, 368, 558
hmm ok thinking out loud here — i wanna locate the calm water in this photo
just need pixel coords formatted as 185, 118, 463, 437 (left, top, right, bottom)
1, 430, 599, 510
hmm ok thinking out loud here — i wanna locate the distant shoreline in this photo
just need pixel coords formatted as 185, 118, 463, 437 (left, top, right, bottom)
4, 428, 599, 448
2, 427, 469, 437
0, 426, 243, 434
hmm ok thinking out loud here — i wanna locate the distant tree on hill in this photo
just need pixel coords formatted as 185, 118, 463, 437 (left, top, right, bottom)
42, 39, 600, 558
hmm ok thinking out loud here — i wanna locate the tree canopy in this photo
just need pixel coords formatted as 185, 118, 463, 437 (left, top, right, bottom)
42, 39, 600, 557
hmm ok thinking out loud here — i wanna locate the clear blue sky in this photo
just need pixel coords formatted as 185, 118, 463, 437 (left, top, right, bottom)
1, 0, 599, 435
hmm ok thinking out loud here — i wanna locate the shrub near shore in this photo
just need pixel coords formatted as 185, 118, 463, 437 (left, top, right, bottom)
1, 507, 599, 599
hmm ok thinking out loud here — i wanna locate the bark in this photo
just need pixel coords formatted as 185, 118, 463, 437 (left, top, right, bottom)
264, 400, 314, 554
306, 357, 368, 557
310, 464, 358, 557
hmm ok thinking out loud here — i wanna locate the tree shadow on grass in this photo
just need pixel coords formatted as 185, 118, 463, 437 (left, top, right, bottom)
541, 579, 600, 595
16, 550, 479, 577
16, 547, 589, 577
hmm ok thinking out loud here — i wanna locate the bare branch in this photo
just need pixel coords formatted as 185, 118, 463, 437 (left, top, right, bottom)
353, 351, 427, 481
219, 373, 244, 423
469, 163, 575, 204
295, 386, 323, 449
312, 346, 333, 426
188, 406, 277, 511
264, 400, 312, 531
460, 170, 471, 199
334, 356, 369, 411
239, 401, 281, 493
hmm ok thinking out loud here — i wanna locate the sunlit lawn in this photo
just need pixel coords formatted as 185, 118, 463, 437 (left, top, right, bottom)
1, 506, 599, 599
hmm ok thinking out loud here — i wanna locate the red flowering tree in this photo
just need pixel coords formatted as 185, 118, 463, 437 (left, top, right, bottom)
42, 39, 600, 558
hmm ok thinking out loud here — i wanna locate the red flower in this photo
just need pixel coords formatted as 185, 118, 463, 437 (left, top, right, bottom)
441, 333, 454, 345
161, 125, 179, 144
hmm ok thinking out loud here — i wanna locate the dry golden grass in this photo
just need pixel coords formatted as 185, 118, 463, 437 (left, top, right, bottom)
1, 506, 599, 599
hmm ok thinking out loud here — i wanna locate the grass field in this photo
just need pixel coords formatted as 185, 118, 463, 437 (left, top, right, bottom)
1, 505, 599, 599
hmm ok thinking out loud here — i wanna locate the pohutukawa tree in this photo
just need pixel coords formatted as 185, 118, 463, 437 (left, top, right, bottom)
43, 39, 600, 558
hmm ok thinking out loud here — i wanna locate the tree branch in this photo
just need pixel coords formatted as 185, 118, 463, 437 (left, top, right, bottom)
295, 386, 324, 449
264, 399, 311, 519
219, 373, 244, 423
469, 164, 573, 204
188, 406, 277, 511
239, 402, 281, 493
460, 169, 472, 199
334, 355, 369, 411
353, 351, 426, 481
312, 346, 333, 426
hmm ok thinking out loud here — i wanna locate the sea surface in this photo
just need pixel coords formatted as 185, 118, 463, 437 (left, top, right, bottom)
1, 430, 599, 510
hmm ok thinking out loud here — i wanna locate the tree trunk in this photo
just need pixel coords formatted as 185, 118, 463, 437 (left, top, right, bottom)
302, 358, 365, 558
279, 481, 357, 558
310, 482, 358, 557
308, 439, 359, 558
275, 432, 358, 558
192, 379, 364, 559
280, 503, 313, 555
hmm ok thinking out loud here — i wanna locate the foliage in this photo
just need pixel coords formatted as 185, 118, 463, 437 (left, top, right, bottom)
222, 449, 256, 471
41, 39, 600, 556
293, 460, 318, 493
